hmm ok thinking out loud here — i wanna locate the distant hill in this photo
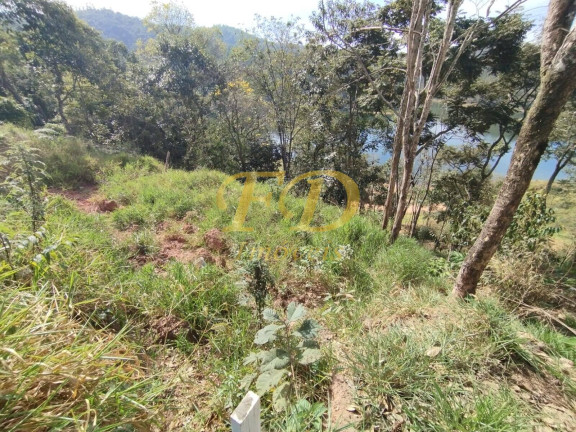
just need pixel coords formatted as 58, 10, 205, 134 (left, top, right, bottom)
214, 24, 255, 52
75, 8, 254, 52
76, 8, 152, 51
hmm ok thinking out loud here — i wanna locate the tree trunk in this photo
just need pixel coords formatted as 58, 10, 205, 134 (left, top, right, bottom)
545, 157, 567, 194
389, 0, 463, 242
453, 0, 576, 297
409, 148, 438, 236
382, 133, 402, 229
391, 141, 417, 241
53, 68, 72, 134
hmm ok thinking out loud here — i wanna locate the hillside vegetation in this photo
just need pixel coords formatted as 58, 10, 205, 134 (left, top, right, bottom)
1, 0, 576, 430
1, 126, 575, 431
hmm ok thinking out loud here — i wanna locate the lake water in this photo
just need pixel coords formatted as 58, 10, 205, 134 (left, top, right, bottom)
373, 123, 567, 181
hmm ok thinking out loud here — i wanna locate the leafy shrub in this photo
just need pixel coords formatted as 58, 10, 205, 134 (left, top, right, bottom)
36, 137, 100, 186
414, 225, 436, 242
0, 97, 32, 128
503, 193, 559, 252
243, 258, 275, 323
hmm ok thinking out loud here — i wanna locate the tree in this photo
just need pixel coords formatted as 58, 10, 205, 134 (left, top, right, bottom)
243, 17, 308, 178
144, 0, 195, 38
212, 77, 279, 172
386, 0, 530, 243
136, 2, 224, 166
445, 41, 539, 182
453, 0, 576, 298
2, 0, 107, 133
544, 100, 576, 194
313, 0, 527, 241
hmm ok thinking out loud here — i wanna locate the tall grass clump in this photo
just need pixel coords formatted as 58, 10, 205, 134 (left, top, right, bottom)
374, 237, 434, 286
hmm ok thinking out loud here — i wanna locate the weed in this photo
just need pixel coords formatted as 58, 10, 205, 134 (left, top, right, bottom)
243, 258, 275, 323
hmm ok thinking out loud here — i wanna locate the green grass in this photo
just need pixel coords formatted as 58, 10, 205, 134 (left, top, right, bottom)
2, 131, 576, 431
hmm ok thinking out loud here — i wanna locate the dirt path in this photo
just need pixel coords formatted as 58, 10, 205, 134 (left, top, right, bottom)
49, 185, 100, 213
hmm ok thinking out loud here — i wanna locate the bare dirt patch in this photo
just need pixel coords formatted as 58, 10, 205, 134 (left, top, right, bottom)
273, 276, 328, 309
509, 370, 576, 430
330, 372, 361, 430
130, 224, 228, 270
203, 228, 229, 253
49, 185, 100, 212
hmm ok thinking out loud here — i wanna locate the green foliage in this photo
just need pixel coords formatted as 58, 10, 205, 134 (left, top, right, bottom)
428, 251, 465, 277
448, 203, 491, 250
35, 137, 100, 186
131, 228, 159, 256
504, 193, 560, 252
442, 193, 559, 254
244, 302, 322, 411
1, 145, 47, 231
0, 97, 31, 127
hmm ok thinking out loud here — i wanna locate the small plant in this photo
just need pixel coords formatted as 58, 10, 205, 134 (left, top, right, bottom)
2, 145, 48, 231
428, 251, 465, 278
0, 227, 70, 275
244, 302, 322, 411
244, 258, 274, 323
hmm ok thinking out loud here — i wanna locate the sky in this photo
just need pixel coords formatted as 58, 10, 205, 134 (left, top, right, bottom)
63, 0, 549, 30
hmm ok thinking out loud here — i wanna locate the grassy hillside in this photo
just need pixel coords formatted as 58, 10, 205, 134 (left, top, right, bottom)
1, 126, 576, 431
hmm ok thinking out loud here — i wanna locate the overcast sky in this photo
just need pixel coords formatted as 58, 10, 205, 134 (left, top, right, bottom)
63, 0, 549, 29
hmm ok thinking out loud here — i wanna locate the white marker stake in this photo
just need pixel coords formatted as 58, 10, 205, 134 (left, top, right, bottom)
231, 391, 261, 432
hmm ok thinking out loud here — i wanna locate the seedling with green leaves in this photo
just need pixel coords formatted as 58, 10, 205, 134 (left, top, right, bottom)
244, 302, 322, 411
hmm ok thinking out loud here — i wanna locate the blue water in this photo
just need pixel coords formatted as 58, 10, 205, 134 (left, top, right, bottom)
373, 126, 566, 181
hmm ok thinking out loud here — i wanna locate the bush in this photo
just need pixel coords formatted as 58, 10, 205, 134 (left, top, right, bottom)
0, 97, 32, 128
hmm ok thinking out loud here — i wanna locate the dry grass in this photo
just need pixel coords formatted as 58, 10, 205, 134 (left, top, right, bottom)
0, 286, 164, 431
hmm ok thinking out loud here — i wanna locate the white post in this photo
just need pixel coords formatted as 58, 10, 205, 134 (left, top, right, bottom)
231, 391, 260, 432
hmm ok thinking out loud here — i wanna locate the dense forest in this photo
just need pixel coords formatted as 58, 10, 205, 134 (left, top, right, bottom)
1, 0, 576, 430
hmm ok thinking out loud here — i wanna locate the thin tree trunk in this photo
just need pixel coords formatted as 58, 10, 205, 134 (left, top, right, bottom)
382, 134, 401, 229
390, 0, 463, 242
545, 158, 566, 194
453, 0, 576, 297
382, 0, 428, 230
410, 148, 439, 236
